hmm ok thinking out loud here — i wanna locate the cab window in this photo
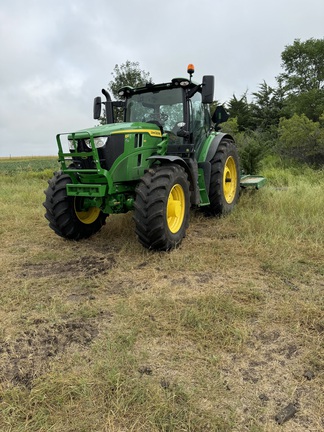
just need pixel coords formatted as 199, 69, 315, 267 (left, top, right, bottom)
190, 92, 211, 145
126, 88, 184, 133
190, 92, 205, 145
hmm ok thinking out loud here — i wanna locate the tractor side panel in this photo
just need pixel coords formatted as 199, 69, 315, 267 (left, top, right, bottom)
109, 131, 165, 182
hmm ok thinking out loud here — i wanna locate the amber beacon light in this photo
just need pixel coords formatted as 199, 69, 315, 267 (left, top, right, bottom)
187, 64, 195, 75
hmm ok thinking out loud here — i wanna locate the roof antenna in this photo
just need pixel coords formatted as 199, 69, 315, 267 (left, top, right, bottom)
187, 64, 195, 83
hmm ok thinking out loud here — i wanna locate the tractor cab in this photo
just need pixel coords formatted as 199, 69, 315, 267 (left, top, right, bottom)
94, 65, 215, 157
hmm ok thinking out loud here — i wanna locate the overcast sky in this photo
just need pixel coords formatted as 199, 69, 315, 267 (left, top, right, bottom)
0, 0, 323, 157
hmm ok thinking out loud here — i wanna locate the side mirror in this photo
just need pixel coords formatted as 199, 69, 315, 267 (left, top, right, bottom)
176, 122, 190, 138
212, 105, 229, 126
93, 96, 102, 119
201, 75, 214, 104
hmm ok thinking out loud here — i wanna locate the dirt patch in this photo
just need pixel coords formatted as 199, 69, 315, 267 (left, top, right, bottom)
20, 254, 116, 278
0, 319, 98, 389
220, 327, 322, 430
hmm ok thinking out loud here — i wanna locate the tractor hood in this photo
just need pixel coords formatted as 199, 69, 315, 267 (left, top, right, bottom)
69, 122, 162, 140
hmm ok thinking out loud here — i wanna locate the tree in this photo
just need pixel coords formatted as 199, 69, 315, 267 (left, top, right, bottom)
108, 60, 153, 99
279, 38, 324, 93
277, 38, 324, 121
227, 92, 253, 131
100, 61, 153, 124
250, 80, 287, 132
285, 88, 324, 122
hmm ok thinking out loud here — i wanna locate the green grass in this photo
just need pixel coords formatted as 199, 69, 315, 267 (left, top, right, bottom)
0, 156, 59, 172
0, 158, 323, 431
0, 156, 59, 180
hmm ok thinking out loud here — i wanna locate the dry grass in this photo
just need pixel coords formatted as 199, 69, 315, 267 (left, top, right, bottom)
0, 159, 323, 431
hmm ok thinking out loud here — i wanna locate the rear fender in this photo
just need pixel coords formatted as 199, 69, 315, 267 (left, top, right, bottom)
205, 133, 234, 163
197, 133, 235, 203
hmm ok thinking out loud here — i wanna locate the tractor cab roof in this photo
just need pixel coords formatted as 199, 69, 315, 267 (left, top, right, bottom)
118, 78, 201, 99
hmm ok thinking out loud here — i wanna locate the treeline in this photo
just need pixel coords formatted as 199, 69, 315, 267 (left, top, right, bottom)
106, 39, 324, 172
216, 38, 324, 172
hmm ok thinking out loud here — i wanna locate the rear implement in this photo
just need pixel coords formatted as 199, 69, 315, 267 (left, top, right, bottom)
240, 175, 267, 189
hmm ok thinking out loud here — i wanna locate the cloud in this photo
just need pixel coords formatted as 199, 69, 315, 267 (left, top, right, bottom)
22, 69, 85, 103
0, 0, 323, 156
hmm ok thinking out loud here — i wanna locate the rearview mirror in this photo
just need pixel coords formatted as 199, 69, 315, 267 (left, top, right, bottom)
93, 96, 102, 119
201, 75, 214, 104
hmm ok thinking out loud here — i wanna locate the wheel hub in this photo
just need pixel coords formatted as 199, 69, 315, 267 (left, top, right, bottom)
74, 198, 101, 224
167, 184, 185, 233
223, 156, 238, 204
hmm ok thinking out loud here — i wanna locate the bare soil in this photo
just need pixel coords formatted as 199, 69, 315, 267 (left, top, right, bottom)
0, 319, 99, 389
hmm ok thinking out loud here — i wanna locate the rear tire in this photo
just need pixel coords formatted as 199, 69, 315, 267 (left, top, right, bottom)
43, 171, 106, 240
133, 165, 190, 251
206, 138, 240, 215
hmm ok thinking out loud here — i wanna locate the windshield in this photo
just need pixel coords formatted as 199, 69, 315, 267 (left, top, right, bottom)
126, 87, 184, 132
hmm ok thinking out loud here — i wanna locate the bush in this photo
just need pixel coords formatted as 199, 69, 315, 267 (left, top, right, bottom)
220, 120, 269, 174
278, 113, 324, 167
236, 132, 269, 174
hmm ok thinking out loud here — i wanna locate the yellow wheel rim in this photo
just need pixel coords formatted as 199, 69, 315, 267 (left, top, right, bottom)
74, 200, 101, 225
167, 184, 185, 233
223, 156, 238, 204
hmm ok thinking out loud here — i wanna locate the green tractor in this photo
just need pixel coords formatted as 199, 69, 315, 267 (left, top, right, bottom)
44, 65, 265, 250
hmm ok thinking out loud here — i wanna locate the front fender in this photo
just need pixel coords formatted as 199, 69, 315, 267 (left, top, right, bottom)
147, 155, 200, 205
147, 155, 186, 165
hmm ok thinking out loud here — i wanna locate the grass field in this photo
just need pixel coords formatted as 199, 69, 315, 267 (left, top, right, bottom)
0, 157, 323, 431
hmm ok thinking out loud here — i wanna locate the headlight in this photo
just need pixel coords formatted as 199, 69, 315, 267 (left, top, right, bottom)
68, 139, 77, 150
85, 137, 108, 149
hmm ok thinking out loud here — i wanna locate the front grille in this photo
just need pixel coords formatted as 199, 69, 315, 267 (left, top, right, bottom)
69, 135, 125, 171
98, 134, 125, 170
71, 139, 96, 169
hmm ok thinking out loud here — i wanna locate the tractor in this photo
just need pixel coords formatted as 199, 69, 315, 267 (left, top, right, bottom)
44, 65, 265, 250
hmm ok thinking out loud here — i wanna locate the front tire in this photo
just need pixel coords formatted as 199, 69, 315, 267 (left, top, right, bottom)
206, 138, 240, 216
133, 165, 190, 251
43, 171, 106, 240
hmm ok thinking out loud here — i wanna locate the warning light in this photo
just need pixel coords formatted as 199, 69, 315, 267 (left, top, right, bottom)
187, 64, 195, 75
